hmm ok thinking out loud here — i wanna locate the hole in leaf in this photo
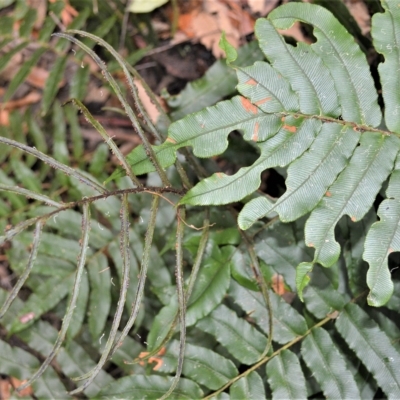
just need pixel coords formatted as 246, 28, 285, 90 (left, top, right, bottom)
262, 168, 286, 198
388, 251, 400, 278
219, 131, 260, 175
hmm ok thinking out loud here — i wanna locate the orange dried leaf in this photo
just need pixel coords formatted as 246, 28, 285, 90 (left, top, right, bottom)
10, 378, 33, 397
271, 274, 289, 296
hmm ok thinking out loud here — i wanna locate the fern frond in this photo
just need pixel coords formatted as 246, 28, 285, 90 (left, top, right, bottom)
121, 1, 400, 306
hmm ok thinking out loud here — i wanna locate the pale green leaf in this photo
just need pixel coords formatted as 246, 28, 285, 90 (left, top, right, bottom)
256, 18, 340, 117
183, 117, 318, 207
255, 221, 311, 292
305, 132, 399, 268
3, 47, 46, 103
41, 56, 68, 115
186, 244, 234, 326
364, 199, 400, 306
66, 271, 89, 341
128, 0, 169, 13
303, 267, 346, 319
295, 262, 312, 301
268, 2, 381, 126
371, 1, 400, 132
17, 320, 114, 397
219, 31, 237, 64
238, 123, 360, 225
8, 274, 74, 334
236, 61, 298, 113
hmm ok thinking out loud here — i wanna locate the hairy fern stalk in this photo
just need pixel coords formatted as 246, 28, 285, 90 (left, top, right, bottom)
1, 1, 400, 399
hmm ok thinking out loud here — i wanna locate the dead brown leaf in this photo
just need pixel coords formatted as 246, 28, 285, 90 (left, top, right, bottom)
134, 78, 163, 124
177, 0, 254, 58
247, 0, 279, 16
0, 91, 41, 112
9, 377, 33, 397
0, 378, 11, 400
278, 21, 312, 44
27, 0, 47, 30
345, 0, 371, 35
25, 67, 50, 89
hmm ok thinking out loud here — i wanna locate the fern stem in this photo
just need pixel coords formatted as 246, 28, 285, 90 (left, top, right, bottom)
68, 194, 131, 394
69, 99, 142, 187
0, 136, 108, 194
185, 209, 210, 301
0, 184, 64, 208
17, 203, 91, 393
0, 220, 43, 320
240, 228, 273, 359
110, 195, 160, 357
160, 206, 187, 400
53, 32, 171, 188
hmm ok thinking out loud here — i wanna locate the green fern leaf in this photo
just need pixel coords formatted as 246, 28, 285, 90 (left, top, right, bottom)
304, 133, 399, 266
160, 340, 238, 390
98, 375, 203, 399
41, 56, 68, 115
301, 327, 360, 398
266, 349, 307, 399
255, 18, 340, 117
238, 124, 360, 224
372, 0, 400, 132
230, 371, 266, 399
197, 304, 267, 365
268, 3, 381, 126
87, 253, 112, 341
336, 303, 400, 398
3, 47, 46, 103
229, 280, 307, 344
